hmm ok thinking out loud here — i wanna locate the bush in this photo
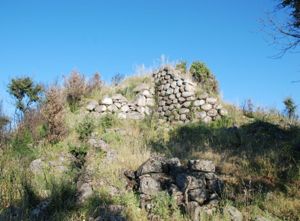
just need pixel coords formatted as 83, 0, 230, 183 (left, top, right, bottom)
64, 71, 86, 112
111, 73, 124, 86
87, 72, 103, 95
76, 116, 95, 141
42, 86, 67, 144
189, 61, 219, 94
175, 61, 187, 73
99, 114, 117, 130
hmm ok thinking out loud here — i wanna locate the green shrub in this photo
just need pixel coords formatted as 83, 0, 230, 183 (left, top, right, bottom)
151, 192, 182, 220
76, 116, 95, 141
189, 61, 219, 94
99, 114, 117, 130
175, 61, 187, 73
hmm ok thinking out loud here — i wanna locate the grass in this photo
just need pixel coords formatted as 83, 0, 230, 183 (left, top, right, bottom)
0, 74, 300, 220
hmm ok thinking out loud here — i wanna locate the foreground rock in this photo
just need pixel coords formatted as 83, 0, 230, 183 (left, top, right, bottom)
124, 157, 224, 221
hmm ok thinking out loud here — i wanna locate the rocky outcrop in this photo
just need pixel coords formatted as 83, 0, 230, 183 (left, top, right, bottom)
153, 66, 227, 123
124, 157, 224, 221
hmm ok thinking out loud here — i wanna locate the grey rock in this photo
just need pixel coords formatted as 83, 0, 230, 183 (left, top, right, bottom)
95, 105, 107, 113
133, 83, 150, 92
136, 156, 166, 176
224, 206, 243, 221
183, 101, 192, 107
195, 111, 206, 119
86, 100, 98, 111
179, 108, 190, 114
146, 98, 155, 106
111, 94, 127, 102
139, 175, 161, 195
182, 91, 194, 97
206, 97, 218, 104
142, 90, 152, 98
136, 95, 146, 106
188, 188, 208, 205
207, 109, 218, 117
203, 116, 212, 123
120, 105, 129, 112
101, 97, 113, 105
201, 104, 212, 111
194, 99, 205, 107
186, 201, 201, 221
117, 112, 127, 119
188, 160, 215, 172
180, 114, 187, 121
219, 109, 228, 116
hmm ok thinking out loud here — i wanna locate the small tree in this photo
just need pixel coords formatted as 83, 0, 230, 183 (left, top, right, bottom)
42, 86, 67, 143
8, 77, 43, 116
111, 73, 124, 86
64, 71, 86, 112
283, 97, 297, 119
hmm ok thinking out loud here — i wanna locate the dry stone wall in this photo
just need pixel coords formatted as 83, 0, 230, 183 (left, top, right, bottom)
153, 66, 227, 123
86, 65, 227, 123
86, 84, 155, 120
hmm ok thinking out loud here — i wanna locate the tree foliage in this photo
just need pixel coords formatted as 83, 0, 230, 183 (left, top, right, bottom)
283, 97, 297, 119
8, 77, 43, 115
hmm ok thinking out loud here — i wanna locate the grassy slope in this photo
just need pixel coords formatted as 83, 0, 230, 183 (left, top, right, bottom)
0, 74, 299, 221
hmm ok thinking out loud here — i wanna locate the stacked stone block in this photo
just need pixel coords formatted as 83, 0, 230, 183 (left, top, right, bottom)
153, 66, 227, 123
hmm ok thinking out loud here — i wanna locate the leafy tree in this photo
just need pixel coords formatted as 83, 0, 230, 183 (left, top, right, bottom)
8, 77, 43, 115
283, 97, 297, 119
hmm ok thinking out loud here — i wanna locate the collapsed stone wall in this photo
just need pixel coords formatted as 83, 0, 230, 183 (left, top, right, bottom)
153, 66, 227, 123
124, 157, 223, 220
86, 65, 227, 123
86, 84, 155, 120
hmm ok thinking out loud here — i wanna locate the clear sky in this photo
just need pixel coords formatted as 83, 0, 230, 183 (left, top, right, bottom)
0, 0, 299, 116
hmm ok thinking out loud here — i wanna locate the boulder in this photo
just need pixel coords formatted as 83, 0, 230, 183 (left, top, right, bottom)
101, 97, 113, 105
95, 105, 107, 113
201, 104, 212, 111
188, 160, 215, 172
136, 157, 166, 176
86, 100, 98, 111
136, 95, 146, 106
206, 97, 218, 104
194, 100, 205, 107
182, 91, 194, 97
224, 206, 243, 221
139, 175, 162, 195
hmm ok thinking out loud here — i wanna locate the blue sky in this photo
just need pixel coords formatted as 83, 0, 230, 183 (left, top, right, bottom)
0, 0, 299, 116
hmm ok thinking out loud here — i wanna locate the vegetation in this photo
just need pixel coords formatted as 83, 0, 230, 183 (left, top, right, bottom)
189, 61, 219, 94
8, 77, 43, 116
64, 71, 86, 112
0, 70, 299, 221
284, 97, 297, 119
42, 86, 67, 144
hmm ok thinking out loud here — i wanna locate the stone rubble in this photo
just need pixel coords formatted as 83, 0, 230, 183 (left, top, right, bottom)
124, 156, 224, 221
86, 65, 228, 124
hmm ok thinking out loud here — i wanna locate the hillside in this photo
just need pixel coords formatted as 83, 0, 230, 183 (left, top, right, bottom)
0, 63, 299, 221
